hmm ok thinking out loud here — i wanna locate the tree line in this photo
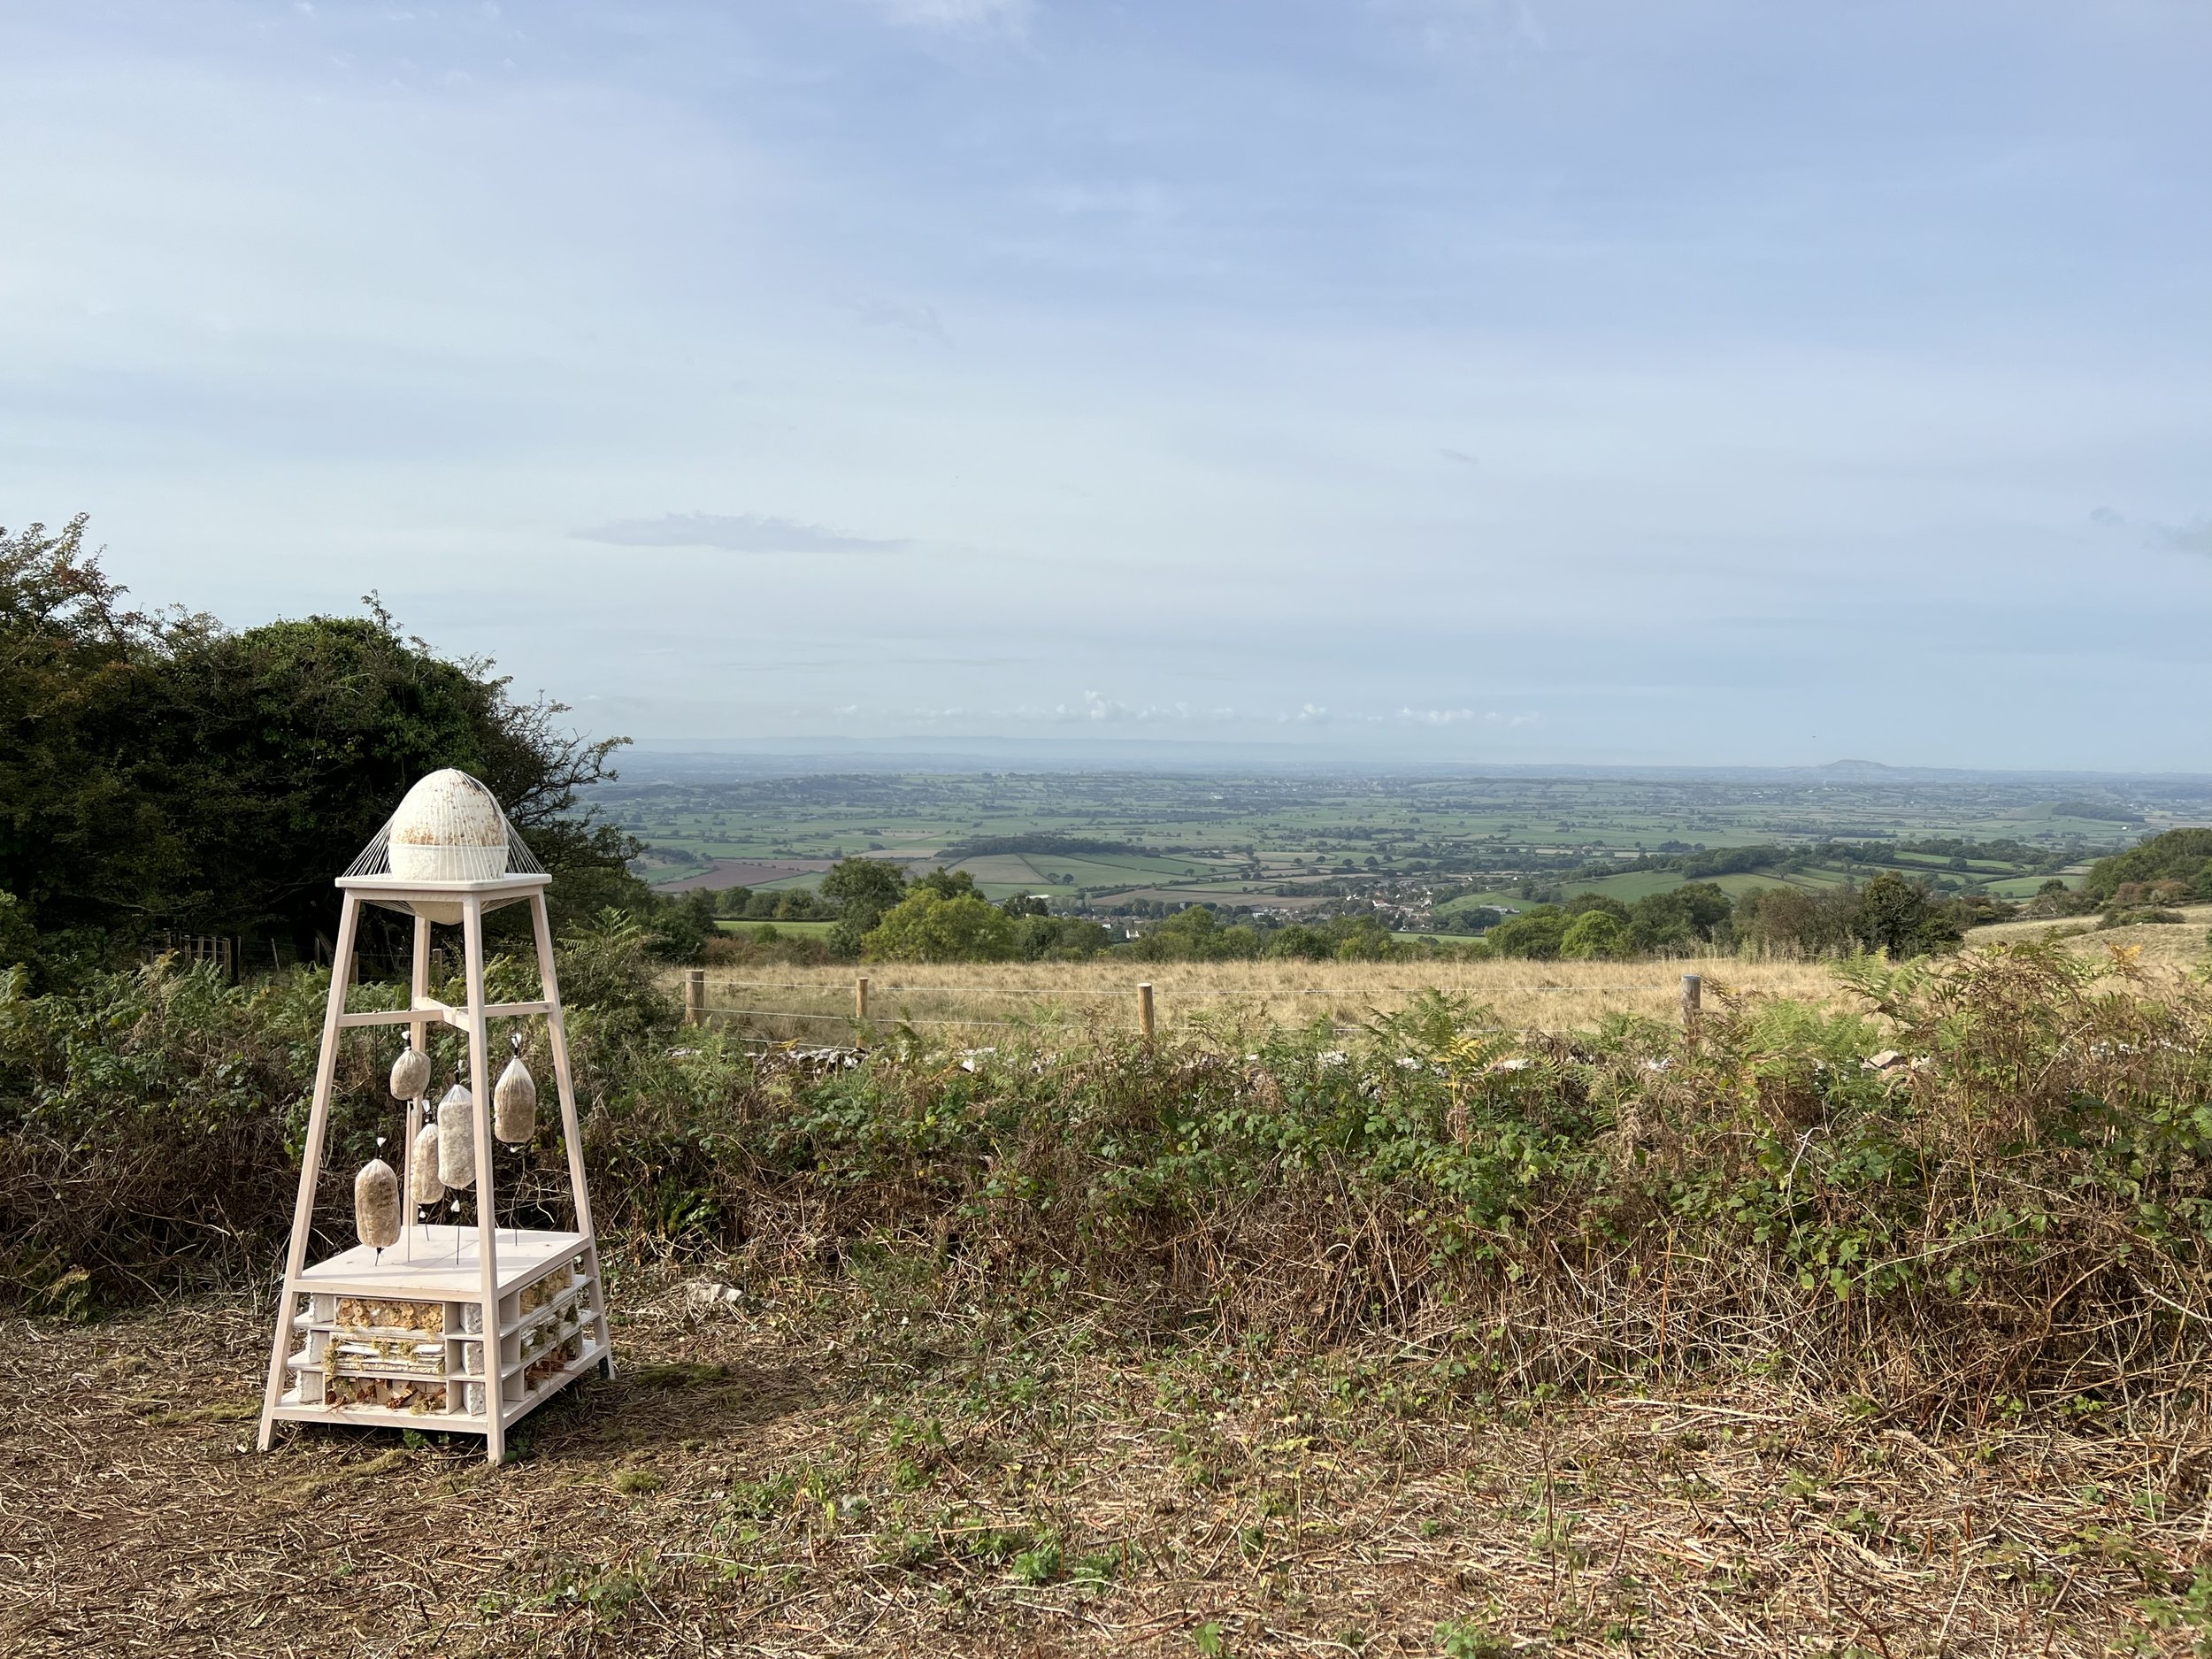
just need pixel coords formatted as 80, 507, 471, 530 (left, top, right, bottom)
750, 837, 2212, 966
694, 858, 2012, 965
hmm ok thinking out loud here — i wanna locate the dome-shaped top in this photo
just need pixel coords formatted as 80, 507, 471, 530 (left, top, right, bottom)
341, 770, 543, 902
387, 770, 509, 882
392, 770, 507, 849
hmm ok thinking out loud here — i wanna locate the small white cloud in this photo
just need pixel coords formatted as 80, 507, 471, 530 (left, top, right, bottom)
2089, 506, 2125, 529
1042, 692, 1219, 724
1438, 447, 1479, 468
1396, 707, 1539, 727
1077, 690, 1126, 722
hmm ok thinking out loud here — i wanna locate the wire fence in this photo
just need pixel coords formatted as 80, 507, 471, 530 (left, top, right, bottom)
699, 1010, 1375, 1045
706, 979, 1127, 996
705, 1006, 1035, 1030
706, 979, 1686, 995
685, 971, 1706, 1048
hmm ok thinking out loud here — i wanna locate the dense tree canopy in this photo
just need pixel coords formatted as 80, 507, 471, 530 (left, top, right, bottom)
0, 516, 641, 978
2085, 830, 2212, 902
822, 856, 910, 957
860, 890, 1019, 964
1123, 903, 1261, 962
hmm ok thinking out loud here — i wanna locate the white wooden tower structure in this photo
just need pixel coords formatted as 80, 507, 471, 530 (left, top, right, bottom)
257, 771, 611, 1464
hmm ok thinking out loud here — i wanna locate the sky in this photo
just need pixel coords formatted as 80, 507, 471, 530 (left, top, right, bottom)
2, 1, 2208, 770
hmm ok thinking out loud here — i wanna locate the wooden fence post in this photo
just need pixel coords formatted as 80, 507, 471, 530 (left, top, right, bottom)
855, 976, 870, 1022
1138, 982, 1155, 1041
685, 967, 706, 1026
1679, 973, 1701, 1049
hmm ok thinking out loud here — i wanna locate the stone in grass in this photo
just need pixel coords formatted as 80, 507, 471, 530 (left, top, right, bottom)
680, 1279, 744, 1314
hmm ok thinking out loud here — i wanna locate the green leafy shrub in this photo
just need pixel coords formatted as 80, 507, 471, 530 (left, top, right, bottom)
13, 932, 2212, 1434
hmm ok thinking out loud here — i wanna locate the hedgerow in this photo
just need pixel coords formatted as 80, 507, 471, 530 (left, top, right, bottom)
6, 930, 2211, 1430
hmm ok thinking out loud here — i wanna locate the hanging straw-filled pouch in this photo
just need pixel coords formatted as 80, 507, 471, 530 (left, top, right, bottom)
437, 1084, 476, 1190
354, 1160, 403, 1249
410, 1123, 445, 1205
388, 1040, 431, 1102
495, 1052, 538, 1145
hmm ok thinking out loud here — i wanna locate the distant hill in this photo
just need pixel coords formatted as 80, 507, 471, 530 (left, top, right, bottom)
1813, 758, 1917, 780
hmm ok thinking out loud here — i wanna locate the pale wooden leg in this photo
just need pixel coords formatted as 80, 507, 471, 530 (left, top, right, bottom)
402, 916, 432, 1263
529, 894, 612, 1379
258, 893, 362, 1452
580, 1239, 613, 1379
461, 896, 503, 1464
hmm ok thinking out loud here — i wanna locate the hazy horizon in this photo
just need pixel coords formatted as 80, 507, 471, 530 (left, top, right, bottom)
4, 2, 2208, 771
609, 735, 2212, 785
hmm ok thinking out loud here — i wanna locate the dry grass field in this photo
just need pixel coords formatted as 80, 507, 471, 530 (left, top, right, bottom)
1968, 903, 2212, 967
693, 916, 2212, 1048
10, 1261, 2207, 1658
694, 956, 1847, 1045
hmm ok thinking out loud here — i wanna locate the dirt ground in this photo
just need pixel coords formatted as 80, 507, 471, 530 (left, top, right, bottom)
6, 1258, 2210, 1658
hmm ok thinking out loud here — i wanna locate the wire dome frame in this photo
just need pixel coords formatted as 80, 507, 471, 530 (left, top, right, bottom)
344, 772, 548, 881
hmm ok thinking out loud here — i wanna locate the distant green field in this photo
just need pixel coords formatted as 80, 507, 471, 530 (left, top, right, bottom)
1983, 874, 2073, 898
714, 918, 837, 938
745, 870, 827, 892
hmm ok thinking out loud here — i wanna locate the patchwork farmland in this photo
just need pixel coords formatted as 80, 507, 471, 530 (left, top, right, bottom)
603, 764, 2208, 929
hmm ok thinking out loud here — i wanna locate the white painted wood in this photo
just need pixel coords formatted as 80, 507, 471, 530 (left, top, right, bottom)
531, 890, 612, 1380
294, 1225, 584, 1296
258, 890, 362, 1450
336, 997, 553, 1030
258, 861, 609, 1461
460, 895, 504, 1463
403, 913, 430, 1264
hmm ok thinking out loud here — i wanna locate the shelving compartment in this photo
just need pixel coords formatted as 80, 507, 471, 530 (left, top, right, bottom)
273, 1228, 604, 1431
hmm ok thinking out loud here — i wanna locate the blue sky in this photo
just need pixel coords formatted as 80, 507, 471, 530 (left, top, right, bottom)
3, 1, 2208, 767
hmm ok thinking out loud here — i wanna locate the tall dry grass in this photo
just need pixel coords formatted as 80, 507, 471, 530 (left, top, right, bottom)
692, 954, 1843, 1043
1970, 901, 2212, 966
